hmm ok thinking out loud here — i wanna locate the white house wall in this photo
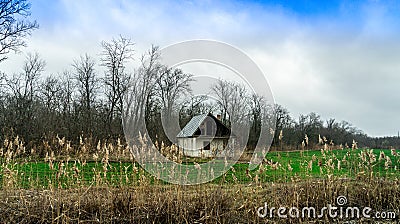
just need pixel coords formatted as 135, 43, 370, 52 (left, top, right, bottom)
177, 138, 227, 158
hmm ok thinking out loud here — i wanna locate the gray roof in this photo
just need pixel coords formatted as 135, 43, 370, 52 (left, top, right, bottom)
176, 114, 208, 138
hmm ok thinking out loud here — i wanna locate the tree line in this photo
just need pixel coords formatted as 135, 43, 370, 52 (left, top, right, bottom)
0, 42, 397, 150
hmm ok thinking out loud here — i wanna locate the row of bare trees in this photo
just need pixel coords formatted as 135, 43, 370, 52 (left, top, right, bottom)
271, 104, 393, 149
0, 45, 122, 142
0, 35, 197, 147
0, 42, 393, 149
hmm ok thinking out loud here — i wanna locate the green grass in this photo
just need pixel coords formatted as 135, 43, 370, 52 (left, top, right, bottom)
0, 148, 399, 189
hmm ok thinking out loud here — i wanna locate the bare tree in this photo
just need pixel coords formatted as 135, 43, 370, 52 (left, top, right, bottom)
101, 36, 134, 133
40, 75, 62, 112
248, 93, 265, 148
59, 70, 75, 116
229, 82, 250, 125
72, 54, 97, 133
211, 79, 230, 123
179, 95, 209, 117
58, 70, 76, 137
211, 79, 250, 126
211, 79, 253, 147
37, 74, 64, 136
0, 0, 38, 62
0, 72, 6, 120
154, 66, 193, 142
4, 52, 45, 140
124, 45, 161, 139
6, 52, 45, 103
274, 104, 292, 131
155, 67, 193, 120
123, 46, 193, 143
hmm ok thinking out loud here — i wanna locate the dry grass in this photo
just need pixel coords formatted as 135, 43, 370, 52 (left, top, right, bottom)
0, 179, 398, 223
0, 135, 399, 223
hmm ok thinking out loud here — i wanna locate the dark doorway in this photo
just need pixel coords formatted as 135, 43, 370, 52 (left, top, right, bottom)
203, 141, 210, 150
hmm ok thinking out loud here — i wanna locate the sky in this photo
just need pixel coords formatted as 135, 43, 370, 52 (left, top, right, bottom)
1, 0, 400, 137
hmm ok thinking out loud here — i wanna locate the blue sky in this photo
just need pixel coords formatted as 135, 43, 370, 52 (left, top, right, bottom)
1, 0, 400, 137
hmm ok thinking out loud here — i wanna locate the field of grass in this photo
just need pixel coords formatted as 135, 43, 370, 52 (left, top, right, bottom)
0, 136, 399, 223
1, 148, 399, 188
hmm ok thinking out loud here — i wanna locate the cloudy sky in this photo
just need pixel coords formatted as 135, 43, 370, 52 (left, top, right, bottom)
1, 0, 400, 137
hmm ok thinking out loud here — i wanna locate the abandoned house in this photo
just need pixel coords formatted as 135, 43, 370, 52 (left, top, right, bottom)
176, 113, 234, 157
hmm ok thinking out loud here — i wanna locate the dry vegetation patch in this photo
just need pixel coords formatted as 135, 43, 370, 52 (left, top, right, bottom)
0, 179, 398, 223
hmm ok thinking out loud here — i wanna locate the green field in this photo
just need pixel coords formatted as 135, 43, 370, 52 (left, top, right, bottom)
1, 148, 399, 189
0, 148, 399, 223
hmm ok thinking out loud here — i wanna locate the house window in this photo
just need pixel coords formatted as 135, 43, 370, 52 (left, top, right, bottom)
205, 118, 216, 136
203, 141, 210, 150
200, 123, 205, 136
206, 121, 211, 135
